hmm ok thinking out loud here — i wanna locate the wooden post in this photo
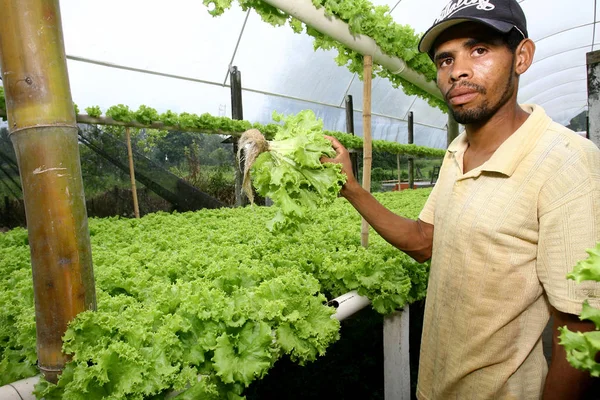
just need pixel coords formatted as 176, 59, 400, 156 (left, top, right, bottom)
125, 127, 140, 218
361, 55, 373, 248
408, 112, 414, 189
345, 95, 359, 180
384, 306, 411, 400
0, 0, 96, 383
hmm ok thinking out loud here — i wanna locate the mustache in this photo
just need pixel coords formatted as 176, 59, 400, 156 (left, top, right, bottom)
445, 82, 487, 101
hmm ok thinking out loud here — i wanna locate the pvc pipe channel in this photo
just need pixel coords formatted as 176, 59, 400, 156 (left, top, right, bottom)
0, 375, 201, 399
329, 290, 371, 320
262, 0, 443, 100
0, 376, 39, 400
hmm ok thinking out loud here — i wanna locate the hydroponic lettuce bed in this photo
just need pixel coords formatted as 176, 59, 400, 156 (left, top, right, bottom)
0, 190, 430, 399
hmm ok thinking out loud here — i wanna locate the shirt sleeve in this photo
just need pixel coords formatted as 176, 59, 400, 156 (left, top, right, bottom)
419, 152, 452, 225
537, 140, 600, 315
418, 181, 438, 225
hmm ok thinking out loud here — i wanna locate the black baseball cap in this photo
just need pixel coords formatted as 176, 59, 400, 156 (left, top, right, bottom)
418, 0, 528, 55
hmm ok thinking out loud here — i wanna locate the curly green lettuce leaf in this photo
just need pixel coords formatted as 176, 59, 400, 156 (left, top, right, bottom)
560, 242, 600, 377
559, 323, 600, 377
85, 105, 102, 118
580, 300, 600, 329
567, 243, 600, 283
250, 110, 346, 232
213, 321, 276, 386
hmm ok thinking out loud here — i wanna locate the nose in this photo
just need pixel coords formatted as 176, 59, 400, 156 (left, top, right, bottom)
450, 55, 472, 82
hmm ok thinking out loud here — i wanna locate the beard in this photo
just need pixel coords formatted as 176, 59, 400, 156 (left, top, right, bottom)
447, 62, 516, 125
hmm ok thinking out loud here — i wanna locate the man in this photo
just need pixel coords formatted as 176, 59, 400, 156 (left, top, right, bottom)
323, 0, 600, 398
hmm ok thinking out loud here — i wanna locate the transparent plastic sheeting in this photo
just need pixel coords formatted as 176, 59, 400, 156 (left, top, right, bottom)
68, 59, 448, 149
58, 0, 598, 148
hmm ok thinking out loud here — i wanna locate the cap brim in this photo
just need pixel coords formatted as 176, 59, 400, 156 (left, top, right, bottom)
418, 17, 515, 55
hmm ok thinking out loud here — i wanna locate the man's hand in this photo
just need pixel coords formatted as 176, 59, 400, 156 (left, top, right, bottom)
543, 307, 599, 399
320, 135, 433, 263
321, 135, 361, 197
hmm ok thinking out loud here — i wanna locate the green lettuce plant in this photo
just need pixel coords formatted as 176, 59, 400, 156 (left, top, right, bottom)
559, 243, 600, 377
239, 110, 347, 231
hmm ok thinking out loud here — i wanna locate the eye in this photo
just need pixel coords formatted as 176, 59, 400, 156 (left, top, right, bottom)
438, 57, 453, 68
472, 47, 487, 56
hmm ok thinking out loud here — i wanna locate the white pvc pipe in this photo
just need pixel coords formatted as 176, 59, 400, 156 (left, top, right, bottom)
329, 290, 371, 320
0, 376, 39, 400
262, 0, 443, 100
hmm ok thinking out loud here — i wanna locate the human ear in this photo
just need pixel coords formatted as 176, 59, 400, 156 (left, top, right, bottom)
515, 39, 535, 76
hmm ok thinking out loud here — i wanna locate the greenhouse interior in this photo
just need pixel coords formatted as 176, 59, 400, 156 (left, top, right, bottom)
0, 0, 599, 399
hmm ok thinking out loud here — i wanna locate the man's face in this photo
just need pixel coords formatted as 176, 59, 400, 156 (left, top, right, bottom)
432, 23, 518, 125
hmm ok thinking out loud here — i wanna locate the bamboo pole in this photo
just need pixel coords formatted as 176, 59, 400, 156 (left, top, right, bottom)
447, 113, 459, 148
408, 111, 414, 189
361, 55, 373, 248
0, 0, 96, 383
397, 154, 401, 189
125, 127, 140, 218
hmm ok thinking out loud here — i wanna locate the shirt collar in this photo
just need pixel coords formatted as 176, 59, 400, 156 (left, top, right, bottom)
446, 105, 552, 177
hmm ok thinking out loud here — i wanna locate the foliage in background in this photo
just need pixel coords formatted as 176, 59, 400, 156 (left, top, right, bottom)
85, 105, 102, 118
0, 190, 430, 398
202, 0, 447, 110
567, 110, 587, 133
559, 244, 600, 377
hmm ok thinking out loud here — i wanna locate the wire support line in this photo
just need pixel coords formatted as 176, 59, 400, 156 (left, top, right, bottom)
593, 0, 598, 52
389, 1, 403, 13
224, 9, 252, 85
402, 97, 419, 121
66, 55, 227, 88
339, 74, 358, 108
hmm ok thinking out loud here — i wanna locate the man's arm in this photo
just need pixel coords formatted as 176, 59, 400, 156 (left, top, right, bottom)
322, 136, 433, 263
542, 307, 599, 400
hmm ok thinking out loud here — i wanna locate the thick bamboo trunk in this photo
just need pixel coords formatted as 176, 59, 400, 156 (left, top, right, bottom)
361, 55, 373, 248
0, 0, 97, 383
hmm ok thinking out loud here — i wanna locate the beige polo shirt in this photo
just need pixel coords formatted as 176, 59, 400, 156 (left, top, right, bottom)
417, 105, 600, 400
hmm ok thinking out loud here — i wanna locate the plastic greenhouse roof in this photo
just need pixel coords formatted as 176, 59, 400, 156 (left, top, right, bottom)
18, 1, 600, 149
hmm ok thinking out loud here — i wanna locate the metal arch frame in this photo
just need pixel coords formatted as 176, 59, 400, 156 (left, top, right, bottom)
540, 93, 588, 106
544, 101, 589, 110
532, 43, 600, 65
539, 97, 588, 110
542, 105, 588, 122
551, 105, 588, 116
533, 22, 596, 45
523, 78, 588, 104
520, 64, 587, 91
514, 2, 597, 110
